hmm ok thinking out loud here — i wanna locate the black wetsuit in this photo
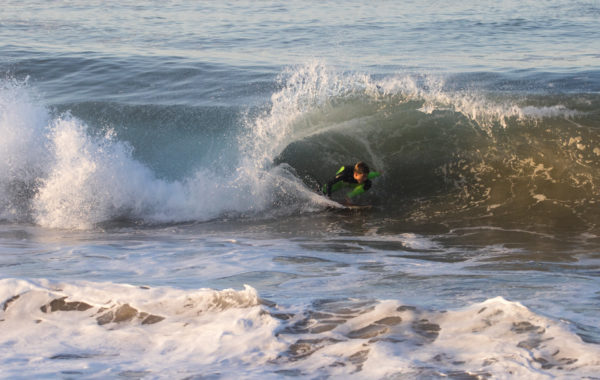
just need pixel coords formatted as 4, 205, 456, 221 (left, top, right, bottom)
323, 165, 373, 198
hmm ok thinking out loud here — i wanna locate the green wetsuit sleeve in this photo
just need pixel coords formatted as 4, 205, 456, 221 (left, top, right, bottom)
323, 166, 348, 196
368, 171, 381, 180
346, 184, 366, 199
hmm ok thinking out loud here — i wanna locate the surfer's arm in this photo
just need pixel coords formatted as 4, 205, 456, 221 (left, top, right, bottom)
346, 181, 369, 199
323, 166, 351, 197
323, 177, 343, 197
367, 171, 381, 180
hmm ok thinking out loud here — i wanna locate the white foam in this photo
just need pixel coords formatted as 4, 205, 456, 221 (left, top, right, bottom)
245, 61, 387, 172
2, 279, 599, 378
0, 278, 284, 378
378, 73, 583, 132
0, 79, 333, 229
424, 297, 600, 377
276, 297, 600, 378
0, 79, 51, 220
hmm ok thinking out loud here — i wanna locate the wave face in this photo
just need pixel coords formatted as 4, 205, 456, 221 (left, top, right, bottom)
2, 64, 600, 231
272, 65, 600, 231
1, 278, 599, 378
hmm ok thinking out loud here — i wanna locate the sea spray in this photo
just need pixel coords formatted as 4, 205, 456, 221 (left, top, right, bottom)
0, 81, 238, 228
0, 77, 332, 229
0, 79, 51, 221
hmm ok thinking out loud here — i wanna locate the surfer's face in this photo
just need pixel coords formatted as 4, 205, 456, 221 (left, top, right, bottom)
354, 171, 367, 184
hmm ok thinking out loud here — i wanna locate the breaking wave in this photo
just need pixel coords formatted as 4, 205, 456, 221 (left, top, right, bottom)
2, 64, 600, 231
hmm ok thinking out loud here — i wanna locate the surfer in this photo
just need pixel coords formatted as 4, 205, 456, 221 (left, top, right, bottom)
321, 161, 381, 205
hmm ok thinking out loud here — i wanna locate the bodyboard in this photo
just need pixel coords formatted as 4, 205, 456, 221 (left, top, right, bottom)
325, 202, 372, 212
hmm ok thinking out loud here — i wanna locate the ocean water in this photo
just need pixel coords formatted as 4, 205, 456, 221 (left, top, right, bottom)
1, 0, 600, 378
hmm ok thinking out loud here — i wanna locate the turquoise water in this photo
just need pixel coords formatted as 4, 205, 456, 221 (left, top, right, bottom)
1, 1, 600, 378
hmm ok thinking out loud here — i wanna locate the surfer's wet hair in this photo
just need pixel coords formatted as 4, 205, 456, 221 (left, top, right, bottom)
354, 161, 370, 175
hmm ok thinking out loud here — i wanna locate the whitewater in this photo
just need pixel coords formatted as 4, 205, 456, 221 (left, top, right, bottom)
1, 0, 600, 378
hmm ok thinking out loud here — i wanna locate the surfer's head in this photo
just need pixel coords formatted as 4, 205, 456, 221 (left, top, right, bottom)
353, 161, 370, 184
